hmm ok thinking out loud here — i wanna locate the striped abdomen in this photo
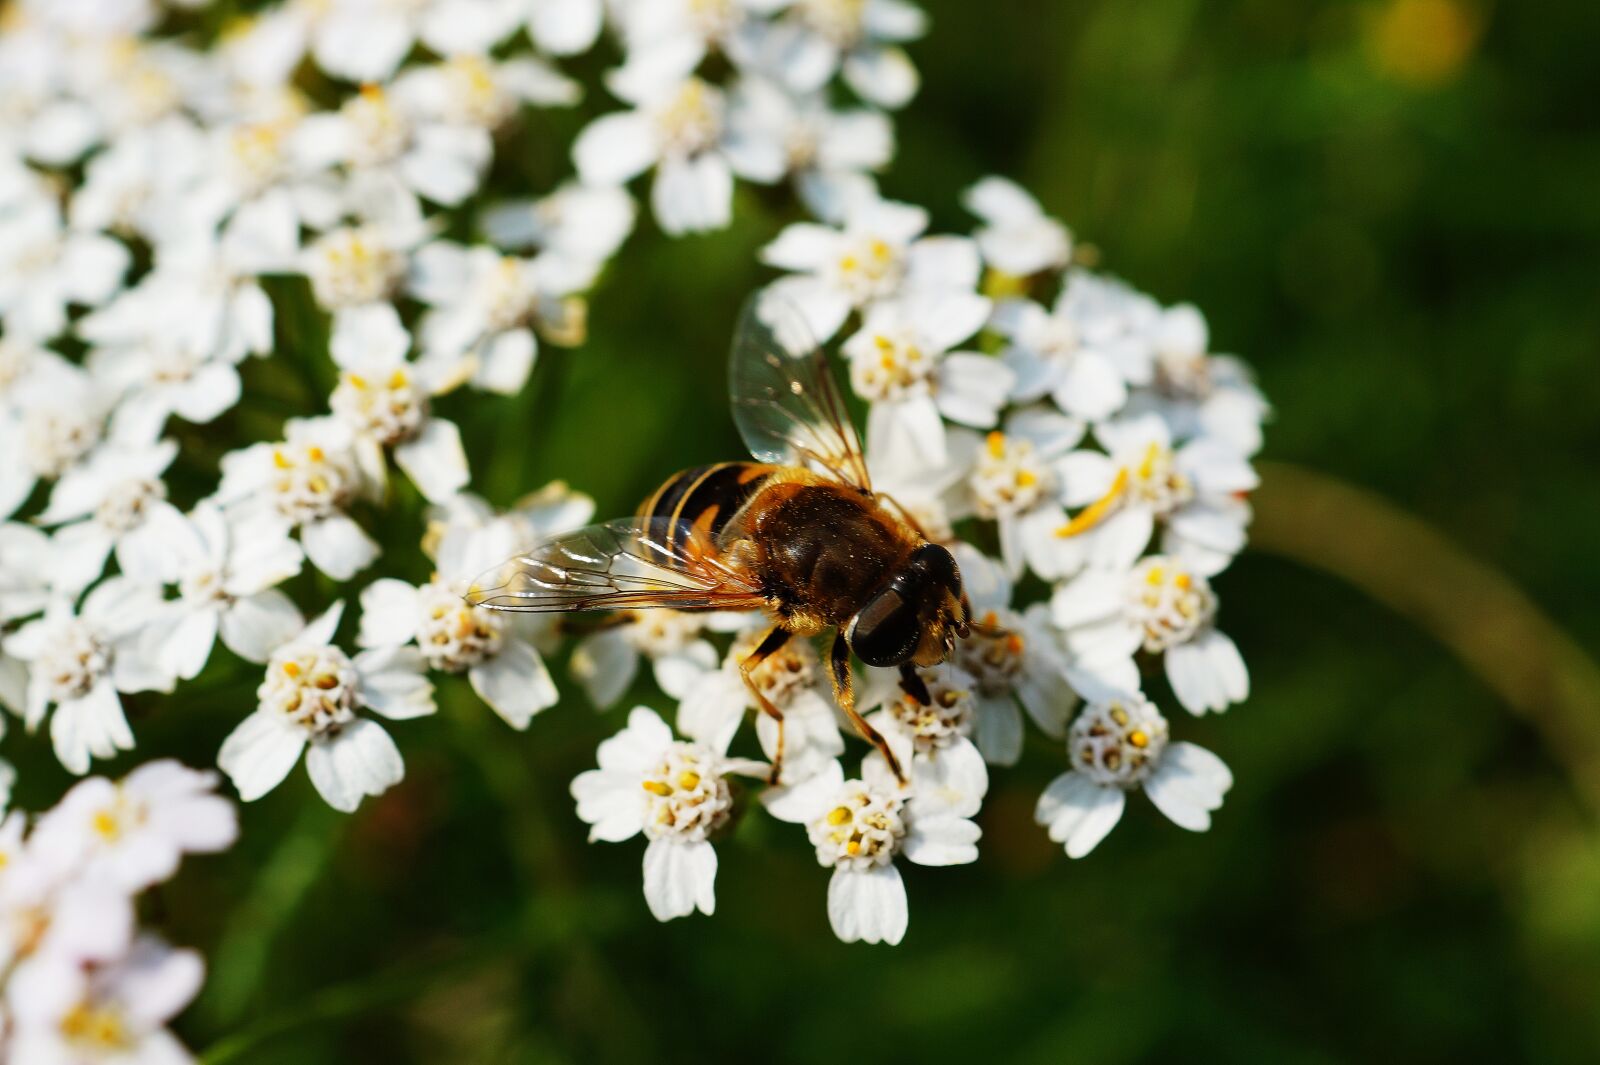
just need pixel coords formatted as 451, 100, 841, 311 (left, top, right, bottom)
638, 462, 776, 557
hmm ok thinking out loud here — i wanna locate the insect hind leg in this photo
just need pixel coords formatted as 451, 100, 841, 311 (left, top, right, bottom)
831, 632, 906, 785
739, 625, 792, 785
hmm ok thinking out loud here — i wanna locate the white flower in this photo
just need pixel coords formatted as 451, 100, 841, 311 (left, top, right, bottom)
841, 290, 1008, 469
309, 0, 499, 84
69, 115, 209, 241
574, 53, 783, 235
409, 241, 588, 396
859, 661, 989, 810
1034, 692, 1231, 857
294, 83, 493, 208
761, 191, 978, 340
216, 417, 380, 580
35, 439, 183, 595
570, 706, 764, 921
0, 196, 128, 340
303, 220, 414, 312
945, 410, 1086, 578
218, 601, 435, 812
1128, 302, 1270, 458
357, 490, 579, 729
29, 760, 237, 892
0, 522, 55, 623
962, 176, 1071, 278
947, 545, 1078, 764
993, 288, 1142, 424
727, 77, 893, 204
0, 357, 109, 522
392, 53, 580, 130
1052, 554, 1250, 715
480, 182, 637, 272
2, 579, 172, 774
570, 609, 724, 709
754, 0, 926, 110
1053, 412, 1258, 575
327, 303, 472, 503
675, 627, 845, 785
764, 752, 979, 946
8, 935, 203, 1065
147, 503, 305, 681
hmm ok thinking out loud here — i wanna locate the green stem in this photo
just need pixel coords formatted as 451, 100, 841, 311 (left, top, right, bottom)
1248, 460, 1600, 815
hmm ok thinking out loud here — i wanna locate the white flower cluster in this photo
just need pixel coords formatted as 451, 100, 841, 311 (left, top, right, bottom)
572, 175, 1267, 944
0, 0, 1269, 952
0, 759, 236, 1061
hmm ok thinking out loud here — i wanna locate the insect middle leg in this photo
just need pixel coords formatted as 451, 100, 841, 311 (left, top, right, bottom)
739, 625, 792, 785
830, 632, 906, 785
898, 663, 932, 706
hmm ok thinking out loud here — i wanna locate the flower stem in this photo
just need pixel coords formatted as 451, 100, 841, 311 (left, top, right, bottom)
1248, 460, 1600, 814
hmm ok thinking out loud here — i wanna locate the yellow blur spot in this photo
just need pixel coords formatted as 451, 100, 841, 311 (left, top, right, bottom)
846, 839, 862, 856
677, 771, 701, 791
272, 449, 291, 469
307, 445, 325, 462
1128, 730, 1149, 749
92, 810, 121, 841
826, 806, 852, 826
388, 370, 408, 390
1366, 0, 1481, 87
642, 780, 673, 797
282, 660, 302, 677
985, 431, 1006, 459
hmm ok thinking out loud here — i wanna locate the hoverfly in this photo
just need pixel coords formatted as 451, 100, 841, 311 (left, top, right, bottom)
467, 294, 972, 783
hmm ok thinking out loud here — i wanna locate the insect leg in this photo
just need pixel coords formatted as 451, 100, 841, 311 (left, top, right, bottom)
898, 663, 932, 706
739, 625, 792, 785
830, 632, 905, 785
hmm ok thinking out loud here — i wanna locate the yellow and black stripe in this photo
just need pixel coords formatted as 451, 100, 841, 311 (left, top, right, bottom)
638, 462, 775, 556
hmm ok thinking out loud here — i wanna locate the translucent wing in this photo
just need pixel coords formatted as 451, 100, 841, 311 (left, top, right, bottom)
730, 290, 872, 491
464, 517, 768, 614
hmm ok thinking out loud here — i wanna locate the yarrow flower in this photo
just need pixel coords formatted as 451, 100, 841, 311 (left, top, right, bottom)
1034, 693, 1232, 857
571, 707, 766, 920
219, 601, 435, 812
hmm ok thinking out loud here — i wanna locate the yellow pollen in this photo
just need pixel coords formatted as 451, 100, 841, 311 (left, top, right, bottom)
826, 806, 852, 826
313, 673, 338, 690
308, 475, 329, 494
359, 83, 384, 101
879, 352, 897, 371
642, 780, 673, 797
869, 239, 890, 261
282, 660, 302, 677
60, 1003, 128, 1050
388, 369, 408, 389
1137, 442, 1161, 481
1145, 565, 1166, 585
846, 839, 862, 856
1005, 633, 1025, 655
92, 810, 121, 841
307, 445, 325, 462
677, 771, 701, 790
347, 373, 368, 390
1015, 469, 1038, 488
272, 449, 291, 469
1128, 730, 1149, 748
1175, 572, 1192, 589
985, 431, 1006, 458
1056, 468, 1129, 538
839, 254, 859, 272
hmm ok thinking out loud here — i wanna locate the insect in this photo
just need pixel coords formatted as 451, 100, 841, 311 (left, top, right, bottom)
466, 294, 972, 783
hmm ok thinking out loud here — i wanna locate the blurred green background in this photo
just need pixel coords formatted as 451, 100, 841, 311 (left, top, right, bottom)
12, 0, 1600, 1060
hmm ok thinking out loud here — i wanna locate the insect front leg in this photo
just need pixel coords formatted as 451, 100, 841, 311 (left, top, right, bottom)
830, 632, 906, 785
898, 663, 931, 706
739, 625, 792, 785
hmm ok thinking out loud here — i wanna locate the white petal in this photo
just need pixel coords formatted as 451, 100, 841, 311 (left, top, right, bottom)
353, 647, 436, 720
1053, 351, 1127, 422
1034, 771, 1126, 858
651, 154, 732, 236
301, 514, 380, 580
393, 419, 470, 503
903, 814, 980, 866
305, 719, 405, 813
330, 303, 410, 370
973, 692, 1023, 766
827, 864, 907, 944
468, 640, 558, 729
935, 354, 1013, 427
595, 706, 673, 773
356, 579, 421, 648
50, 682, 134, 775
842, 45, 919, 110
220, 590, 304, 663
218, 710, 306, 801
642, 837, 717, 920
1145, 742, 1231, 831
530, 0, 603, 55
573, 111, 658, 185
158, 605, 220, 681
571, 769, 645, 841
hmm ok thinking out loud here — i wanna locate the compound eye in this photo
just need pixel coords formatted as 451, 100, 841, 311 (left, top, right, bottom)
848, 589, 921, 667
